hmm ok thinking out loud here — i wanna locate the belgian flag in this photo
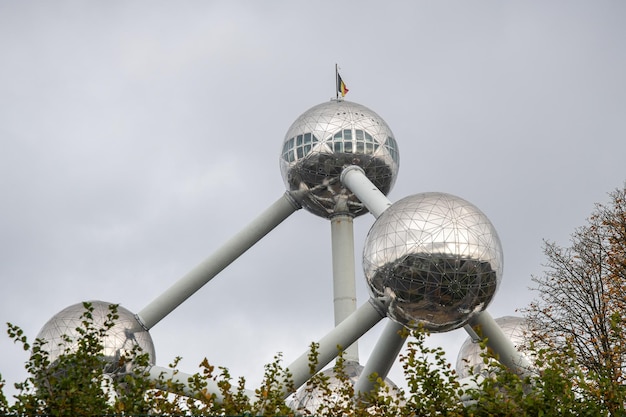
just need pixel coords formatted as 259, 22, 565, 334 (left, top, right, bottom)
337, 73, 349, 97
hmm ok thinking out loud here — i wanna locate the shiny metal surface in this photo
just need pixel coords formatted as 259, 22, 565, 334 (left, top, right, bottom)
363, 192, 503, 332
289, 362, 397, 414
36, 300, 156, 373
456, 316, 529, 379
280, 100, 399, 218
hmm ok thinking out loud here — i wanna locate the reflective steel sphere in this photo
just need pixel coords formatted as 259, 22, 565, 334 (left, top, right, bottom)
36, 300, 155, 373
455, 316, 529, 379
279, 100, 399, 218
363, 192, 503, 332
289, 362, 398, 414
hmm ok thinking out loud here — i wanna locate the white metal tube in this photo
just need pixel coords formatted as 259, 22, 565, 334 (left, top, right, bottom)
353, 321, 406, 395
285, 299, 386, 397
330, 213, 359, 363
340, 166, 392, 218
463, 324, 481, 342
467, 310, 533, 375
144, 365, 256, 403
137, 191, 303, 329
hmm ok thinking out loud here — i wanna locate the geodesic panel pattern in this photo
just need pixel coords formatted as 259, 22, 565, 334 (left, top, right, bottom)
363, 192, 503, 332
455, 316, 530, 379
36, 300, 155, 374
279, 99, 399, 218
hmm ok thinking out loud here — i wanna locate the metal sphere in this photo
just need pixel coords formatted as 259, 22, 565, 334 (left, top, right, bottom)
36, 300, 156, 374
289, 362, 398, 414
455, 316, 529, 379
279, 100, 399, 218
363, 192, 503, 332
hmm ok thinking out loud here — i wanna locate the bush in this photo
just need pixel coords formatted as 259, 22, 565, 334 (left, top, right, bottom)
2, 302, 624, 416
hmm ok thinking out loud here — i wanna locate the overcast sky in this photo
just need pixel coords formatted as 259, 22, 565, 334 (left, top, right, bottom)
1, 0, 625, 400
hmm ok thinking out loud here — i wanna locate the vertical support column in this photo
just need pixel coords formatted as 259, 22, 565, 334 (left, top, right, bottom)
340, 165, 408, 393
330, 213, 359, 363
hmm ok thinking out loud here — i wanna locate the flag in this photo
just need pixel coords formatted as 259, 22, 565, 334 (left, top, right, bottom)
337, 73, 349, 97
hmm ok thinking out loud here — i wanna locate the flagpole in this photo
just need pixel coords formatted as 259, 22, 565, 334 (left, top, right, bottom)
335, 63, 339, 100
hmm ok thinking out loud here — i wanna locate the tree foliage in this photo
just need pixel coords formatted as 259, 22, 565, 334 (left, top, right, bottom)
523, 184, 626, 415
1, 302, 297, 416
2, 303, 622, 416
0, 308, 619, 416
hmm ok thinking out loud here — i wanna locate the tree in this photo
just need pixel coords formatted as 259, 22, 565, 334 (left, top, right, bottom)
523, 184, 626, 415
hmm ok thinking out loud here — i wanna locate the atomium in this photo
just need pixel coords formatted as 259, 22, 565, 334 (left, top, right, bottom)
36, 300, 155, 374
28, 95, 528, 406
279, 100, 399, 218
455, 316, 530, 379
363, 192, 503, 332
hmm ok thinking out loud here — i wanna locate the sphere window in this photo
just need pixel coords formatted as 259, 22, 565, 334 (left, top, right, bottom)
384, 136, 399, 163
282, 133, 319, 163
331, 129, 379, 155
332, 131, 344, 153
356, 130, 378, 155
342, 129, 353, 153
